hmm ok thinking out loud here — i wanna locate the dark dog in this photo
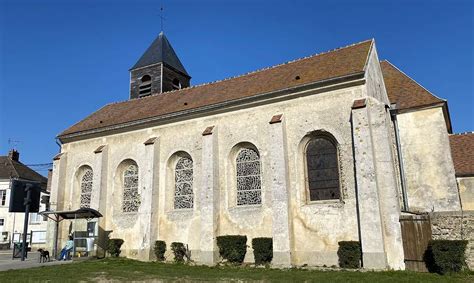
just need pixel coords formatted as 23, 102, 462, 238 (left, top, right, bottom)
38, 248, 50, 263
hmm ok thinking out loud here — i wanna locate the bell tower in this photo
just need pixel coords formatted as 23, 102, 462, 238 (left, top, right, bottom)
129, 32, 191, 99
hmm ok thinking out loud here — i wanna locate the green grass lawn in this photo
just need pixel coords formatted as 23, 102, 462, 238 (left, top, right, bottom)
0, 258, 472, 282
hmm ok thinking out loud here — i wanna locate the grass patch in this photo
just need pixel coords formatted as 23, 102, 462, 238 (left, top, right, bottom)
0, 257, 472, 282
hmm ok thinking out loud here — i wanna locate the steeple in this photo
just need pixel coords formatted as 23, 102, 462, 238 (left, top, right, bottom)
129, 32, 191, 99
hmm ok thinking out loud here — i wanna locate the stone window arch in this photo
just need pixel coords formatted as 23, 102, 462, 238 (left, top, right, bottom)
236, 147, 261, 206
174, 156, 194, 209
304, 134, 341, 201
122, 162, 140, 212
79, 168, 93, 208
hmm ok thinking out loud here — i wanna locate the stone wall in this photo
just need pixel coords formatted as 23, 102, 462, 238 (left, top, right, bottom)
457, 177, 474, 211
397, 107, 460, 212
49, 45, 406, 269
430, 211, 474, 269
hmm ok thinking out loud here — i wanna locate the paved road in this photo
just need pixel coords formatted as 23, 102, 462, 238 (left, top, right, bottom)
0, 250, 74, 272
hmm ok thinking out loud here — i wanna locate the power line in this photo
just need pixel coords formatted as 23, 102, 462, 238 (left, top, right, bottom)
25, 163, 53, 167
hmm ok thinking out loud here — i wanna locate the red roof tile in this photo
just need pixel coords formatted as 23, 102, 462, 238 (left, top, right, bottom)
449, 133, 474, 177
59, 40, 373, 139
381, 60, 444, 110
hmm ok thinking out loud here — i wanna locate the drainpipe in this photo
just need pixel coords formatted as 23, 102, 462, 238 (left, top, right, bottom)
390, 104, 409, 211
55, 137, 62, 150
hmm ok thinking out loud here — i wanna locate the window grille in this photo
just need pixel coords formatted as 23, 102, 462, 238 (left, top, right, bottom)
174, 157, 193, 209
80, 169, 93, 208
122, 164, 140, 212
305, 137, 340, 201
236, 148, 261, 205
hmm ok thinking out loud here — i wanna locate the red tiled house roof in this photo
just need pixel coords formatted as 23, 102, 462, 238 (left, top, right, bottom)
449, 133, 474, 177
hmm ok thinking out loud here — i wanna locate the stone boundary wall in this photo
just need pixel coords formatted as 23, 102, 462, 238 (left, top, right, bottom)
430, 211, 474, 269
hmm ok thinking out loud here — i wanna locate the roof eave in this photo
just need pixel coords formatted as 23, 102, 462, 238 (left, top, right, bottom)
58, 71, 366, 143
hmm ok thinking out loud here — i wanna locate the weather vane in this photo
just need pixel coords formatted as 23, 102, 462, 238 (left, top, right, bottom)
160, 5, 166, 32
8, 138, 21, 150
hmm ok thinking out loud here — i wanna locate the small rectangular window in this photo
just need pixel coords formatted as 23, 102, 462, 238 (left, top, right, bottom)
0, 190, 6, 206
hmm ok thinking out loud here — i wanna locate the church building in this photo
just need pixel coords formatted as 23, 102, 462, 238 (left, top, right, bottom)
48, 31, 473, 270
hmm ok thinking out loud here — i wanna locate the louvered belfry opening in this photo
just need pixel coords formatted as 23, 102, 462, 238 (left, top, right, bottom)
139, 75, 152, 96
129, 32, 191, 99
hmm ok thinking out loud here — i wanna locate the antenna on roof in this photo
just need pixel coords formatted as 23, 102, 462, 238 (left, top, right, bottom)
159, 4, 166, 33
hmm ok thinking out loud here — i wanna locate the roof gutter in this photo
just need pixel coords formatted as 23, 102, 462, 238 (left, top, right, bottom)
58, 71, 366, 143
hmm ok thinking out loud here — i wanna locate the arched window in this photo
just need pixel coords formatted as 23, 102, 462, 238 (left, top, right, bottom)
236, 148, 261, 205
139, 75, 152, 96
174, 157, 193, 209
122, 164, 140, 212
80, 169, 93, 208
305, 136, 340, 201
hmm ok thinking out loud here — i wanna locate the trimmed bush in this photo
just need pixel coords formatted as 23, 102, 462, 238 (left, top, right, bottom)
252, 237, 273, 265
424, 240, 468, 274
337, 241, 361, 269
107, 238, 124, 257
170, 242, 186, 263
217, 235, 247, 264
154, 240, 166, 261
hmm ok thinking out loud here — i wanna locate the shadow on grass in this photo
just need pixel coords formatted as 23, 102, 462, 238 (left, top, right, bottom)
0, 257, 472, 282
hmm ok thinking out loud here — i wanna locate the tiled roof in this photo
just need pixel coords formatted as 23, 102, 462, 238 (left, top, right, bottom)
59, 39, 373, 138
0, 156, 48, 184
381, 60, 444, 110
449, 132, 474, 177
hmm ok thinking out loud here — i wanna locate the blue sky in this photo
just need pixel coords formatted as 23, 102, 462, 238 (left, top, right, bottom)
0, 0, 473, 174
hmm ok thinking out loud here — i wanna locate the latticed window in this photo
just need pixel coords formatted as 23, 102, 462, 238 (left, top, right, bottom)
80, 169, 93, 208
236, 148, 261, 205
305, 136, 340, 201
122, 164, 140, 212
174, 157, 193, 209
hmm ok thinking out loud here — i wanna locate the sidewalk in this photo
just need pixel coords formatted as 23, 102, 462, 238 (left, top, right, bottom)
0, 250, 74, 272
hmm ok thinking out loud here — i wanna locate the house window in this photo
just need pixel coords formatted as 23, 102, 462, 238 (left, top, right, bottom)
80, 169, 93, 208
30, 213, 43, 224
0, 190, 6, 206
305, 136, 340, 201
122, 164, 140, 213
236, 148, 261, 205
174, 157, 193, 209
139, 75, 152, 96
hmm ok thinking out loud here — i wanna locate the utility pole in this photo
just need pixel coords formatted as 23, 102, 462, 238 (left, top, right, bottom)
20, 184, 32, 261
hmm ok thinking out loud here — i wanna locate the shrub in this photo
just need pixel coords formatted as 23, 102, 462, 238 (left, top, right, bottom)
154, 240, 166, 261
424, 240, 468, 274
252, 237, 273, 265
216, 235, 247, 264
107, 238, 124, 257
337, 241, 361, 269
170, 242, 186, 263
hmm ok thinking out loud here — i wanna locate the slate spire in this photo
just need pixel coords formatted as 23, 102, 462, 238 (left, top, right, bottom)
130, 32, 189, 76
129, 32, 191, 99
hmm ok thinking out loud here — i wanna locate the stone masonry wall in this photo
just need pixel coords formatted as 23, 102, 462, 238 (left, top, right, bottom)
430, 211, 474, 269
